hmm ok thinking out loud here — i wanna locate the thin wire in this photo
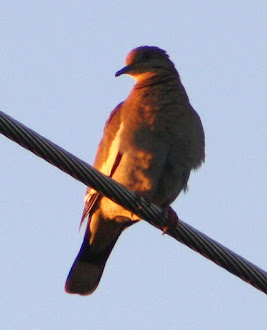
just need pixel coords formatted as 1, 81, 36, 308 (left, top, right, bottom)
0, 110, 266, 294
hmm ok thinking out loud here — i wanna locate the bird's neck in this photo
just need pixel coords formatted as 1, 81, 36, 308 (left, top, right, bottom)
129, 72, 190, 108
134, 71, 179, 89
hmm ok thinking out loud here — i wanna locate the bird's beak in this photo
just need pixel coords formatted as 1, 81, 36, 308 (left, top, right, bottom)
115, 64, 135, 77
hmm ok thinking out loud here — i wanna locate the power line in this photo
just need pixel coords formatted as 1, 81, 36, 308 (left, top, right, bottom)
0, 110, 266, 294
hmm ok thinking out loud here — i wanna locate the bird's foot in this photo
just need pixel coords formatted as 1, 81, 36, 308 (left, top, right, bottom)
162, 206, 179, 235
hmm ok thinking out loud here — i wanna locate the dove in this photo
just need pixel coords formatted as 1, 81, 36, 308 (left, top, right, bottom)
65, 46, 205, 295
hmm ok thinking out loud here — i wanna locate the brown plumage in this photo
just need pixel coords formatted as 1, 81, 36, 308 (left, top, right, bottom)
65, 46, 205, 295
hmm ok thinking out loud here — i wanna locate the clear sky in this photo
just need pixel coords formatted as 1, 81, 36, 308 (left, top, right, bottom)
1, 1, 266, 329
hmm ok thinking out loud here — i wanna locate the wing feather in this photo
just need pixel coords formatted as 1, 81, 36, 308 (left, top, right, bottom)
79, 103, 123, 228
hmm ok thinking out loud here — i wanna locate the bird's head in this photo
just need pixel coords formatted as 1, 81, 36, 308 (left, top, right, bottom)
115, 46, 177, 81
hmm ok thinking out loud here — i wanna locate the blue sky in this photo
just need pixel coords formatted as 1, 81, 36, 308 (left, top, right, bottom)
0, 1, 266, 329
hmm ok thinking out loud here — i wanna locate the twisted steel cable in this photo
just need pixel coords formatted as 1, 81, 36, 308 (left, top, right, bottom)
0, 111, 266, 294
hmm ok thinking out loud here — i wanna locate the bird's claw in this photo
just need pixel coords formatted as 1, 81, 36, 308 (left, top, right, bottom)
162, 206, 179, 235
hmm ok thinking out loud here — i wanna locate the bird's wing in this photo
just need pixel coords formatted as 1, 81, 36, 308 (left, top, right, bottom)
80, 103, 124, 227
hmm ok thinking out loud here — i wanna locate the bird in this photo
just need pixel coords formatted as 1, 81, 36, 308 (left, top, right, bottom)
65, 46, 205, 295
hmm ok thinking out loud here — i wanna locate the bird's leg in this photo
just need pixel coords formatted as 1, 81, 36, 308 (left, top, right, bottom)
161, 206, 179, 234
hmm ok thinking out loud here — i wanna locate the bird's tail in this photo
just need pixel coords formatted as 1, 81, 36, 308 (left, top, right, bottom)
65, 214, 132, 295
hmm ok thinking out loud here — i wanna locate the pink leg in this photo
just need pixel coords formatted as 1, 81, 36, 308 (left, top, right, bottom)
162, 206, 179, 234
